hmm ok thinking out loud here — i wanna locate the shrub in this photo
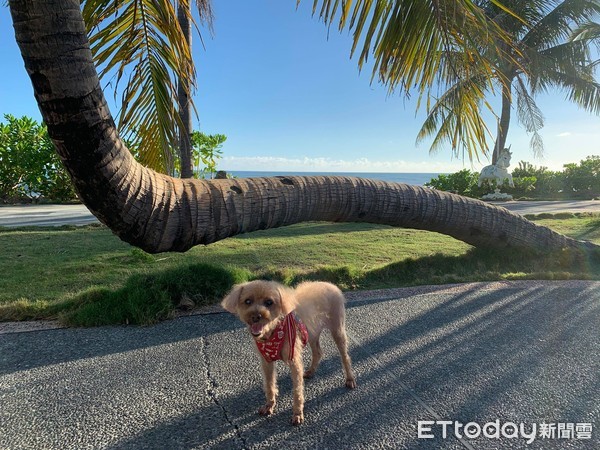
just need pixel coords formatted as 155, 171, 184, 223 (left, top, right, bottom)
509, 176, 537, 198
190, 131, 227, 179
0, 114, 76, 203
563, 156, 600, 198
425, 169, 487, 197
60, 263, 251, 326
427, 158, 600, 200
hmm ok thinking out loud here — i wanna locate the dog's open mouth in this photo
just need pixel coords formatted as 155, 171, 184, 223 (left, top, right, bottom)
250, 323, 264, 336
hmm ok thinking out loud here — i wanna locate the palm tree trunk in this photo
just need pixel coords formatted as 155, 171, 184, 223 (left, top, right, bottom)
177, 1, 194, 179
8, 0, 597, 254
492, 79, 512, 164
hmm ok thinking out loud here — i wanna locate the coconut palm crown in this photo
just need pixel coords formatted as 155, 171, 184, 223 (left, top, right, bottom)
81, 0, 213, 175
417, 0, 600, 164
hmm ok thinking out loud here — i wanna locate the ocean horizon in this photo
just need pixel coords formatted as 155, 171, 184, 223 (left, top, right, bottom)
224, 171, 442, 186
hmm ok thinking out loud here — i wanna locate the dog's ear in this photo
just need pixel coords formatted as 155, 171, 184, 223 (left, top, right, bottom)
221, 283, 245, 313
277, 284, 298, 316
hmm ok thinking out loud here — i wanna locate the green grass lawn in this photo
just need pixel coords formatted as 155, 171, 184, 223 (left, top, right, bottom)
2, 214, 600, 326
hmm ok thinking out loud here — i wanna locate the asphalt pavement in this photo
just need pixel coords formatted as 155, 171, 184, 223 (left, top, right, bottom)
1, 281, 598, 449
1, 200, 599, 227
0, 204, 99, 227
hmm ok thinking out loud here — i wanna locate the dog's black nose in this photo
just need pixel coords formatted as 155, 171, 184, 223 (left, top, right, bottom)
252, 314, 262, 323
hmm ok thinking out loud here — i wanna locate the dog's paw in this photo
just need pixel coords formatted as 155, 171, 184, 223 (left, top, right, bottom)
258, 402, 275, 416
303, 369, 315, 379
290, 412, 304, 425
345, 378, 357, 389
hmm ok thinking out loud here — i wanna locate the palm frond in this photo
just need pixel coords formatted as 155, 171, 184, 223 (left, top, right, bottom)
514, 75, 544, 157
82, 0, 203, 175
571, 21, 600, 52
307, 0, 513, 95
177, 0, 215, 44
522, 38, 590, 90
522, 0, 600, 50
480, 0, 547, 35
514, 75, 544, 133
416, 73, 494, 162
303, 1, 522, 161
539, 66, 600, 113
520, 36, 600, 114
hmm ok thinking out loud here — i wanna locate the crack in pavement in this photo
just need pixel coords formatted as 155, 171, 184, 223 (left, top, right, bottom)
200, 336, 249, 450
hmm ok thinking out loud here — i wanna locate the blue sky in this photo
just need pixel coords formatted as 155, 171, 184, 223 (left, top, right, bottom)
1, 1, 599, 173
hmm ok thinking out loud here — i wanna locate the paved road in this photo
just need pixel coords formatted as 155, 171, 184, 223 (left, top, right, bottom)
1, 281, 598, 449
0, 204, 98, 227
498, 200, 600, 215
1, 200, 599, 227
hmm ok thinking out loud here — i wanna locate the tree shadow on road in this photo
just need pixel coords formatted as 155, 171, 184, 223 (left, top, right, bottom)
2, 248, 598, 448
96, 283, 600, 448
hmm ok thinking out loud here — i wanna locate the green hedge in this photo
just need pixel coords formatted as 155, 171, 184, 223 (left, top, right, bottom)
426, 157, 600, 200
0, 115, 76, 203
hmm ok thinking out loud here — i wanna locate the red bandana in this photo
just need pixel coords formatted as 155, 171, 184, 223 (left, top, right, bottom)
256, 313, 308, 362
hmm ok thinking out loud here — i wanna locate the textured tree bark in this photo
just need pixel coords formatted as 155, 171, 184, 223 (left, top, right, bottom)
492, 78, 512, 165
8, 0, 597, 254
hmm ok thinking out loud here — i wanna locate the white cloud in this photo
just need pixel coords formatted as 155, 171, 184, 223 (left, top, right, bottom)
221, 155, 466, 173
556, 132, 572, 137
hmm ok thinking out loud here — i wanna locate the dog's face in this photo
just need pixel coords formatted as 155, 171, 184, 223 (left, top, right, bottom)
221, 281, 297, 339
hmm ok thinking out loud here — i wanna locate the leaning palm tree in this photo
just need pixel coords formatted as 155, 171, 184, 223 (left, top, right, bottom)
417, 0, 600, 164
8, 0, 597, 255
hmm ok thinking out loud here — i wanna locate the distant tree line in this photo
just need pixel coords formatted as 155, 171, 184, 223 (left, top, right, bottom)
0, 115, 226, 203
427, 157, 600, 200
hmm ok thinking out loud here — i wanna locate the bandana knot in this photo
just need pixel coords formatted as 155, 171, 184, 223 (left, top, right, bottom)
255, 312, 308, 362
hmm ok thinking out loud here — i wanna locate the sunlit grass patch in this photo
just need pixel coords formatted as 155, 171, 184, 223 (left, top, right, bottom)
2, 216, 600, 326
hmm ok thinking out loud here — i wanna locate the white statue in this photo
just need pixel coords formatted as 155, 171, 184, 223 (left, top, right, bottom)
478, 147, 514, 200
478, 147, 514, 188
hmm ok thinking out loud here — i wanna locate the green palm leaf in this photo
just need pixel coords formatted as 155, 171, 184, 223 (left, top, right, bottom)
514, 75, 544, 157
305, 0, 521, 159
416, 72, 493, 161
522, 0, 600, 49
308, 0, 513, 93
81, 0, 212, 175
308, 1, 600, 161
572, 20, 600, 44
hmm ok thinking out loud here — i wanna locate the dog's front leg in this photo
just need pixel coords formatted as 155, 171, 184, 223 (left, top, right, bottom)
258, 357, 277, 416
289, 352, 305, 425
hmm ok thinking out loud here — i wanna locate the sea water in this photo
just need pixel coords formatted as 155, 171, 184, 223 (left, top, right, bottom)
226, 171, 441, 186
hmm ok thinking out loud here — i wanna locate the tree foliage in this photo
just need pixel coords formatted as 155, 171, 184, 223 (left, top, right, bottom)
80, 0, 525, 170
425, 169, 488, 197
190, 131, 226, 179
0, 115, 76, 202
309, 0, 520, 162
427, 155, 600, 199
417, 0, 600, 162
81, 0, 213, 175
563, 155, 600, 196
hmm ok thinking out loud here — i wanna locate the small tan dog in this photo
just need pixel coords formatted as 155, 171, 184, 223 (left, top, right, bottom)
221, 280, 356, 425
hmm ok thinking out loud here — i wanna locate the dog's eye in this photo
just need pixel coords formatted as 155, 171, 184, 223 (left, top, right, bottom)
244, 298, 252, 305
264, 299, 274, 307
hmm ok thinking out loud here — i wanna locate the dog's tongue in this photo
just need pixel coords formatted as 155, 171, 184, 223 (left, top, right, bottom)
251, 323, 264, 335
